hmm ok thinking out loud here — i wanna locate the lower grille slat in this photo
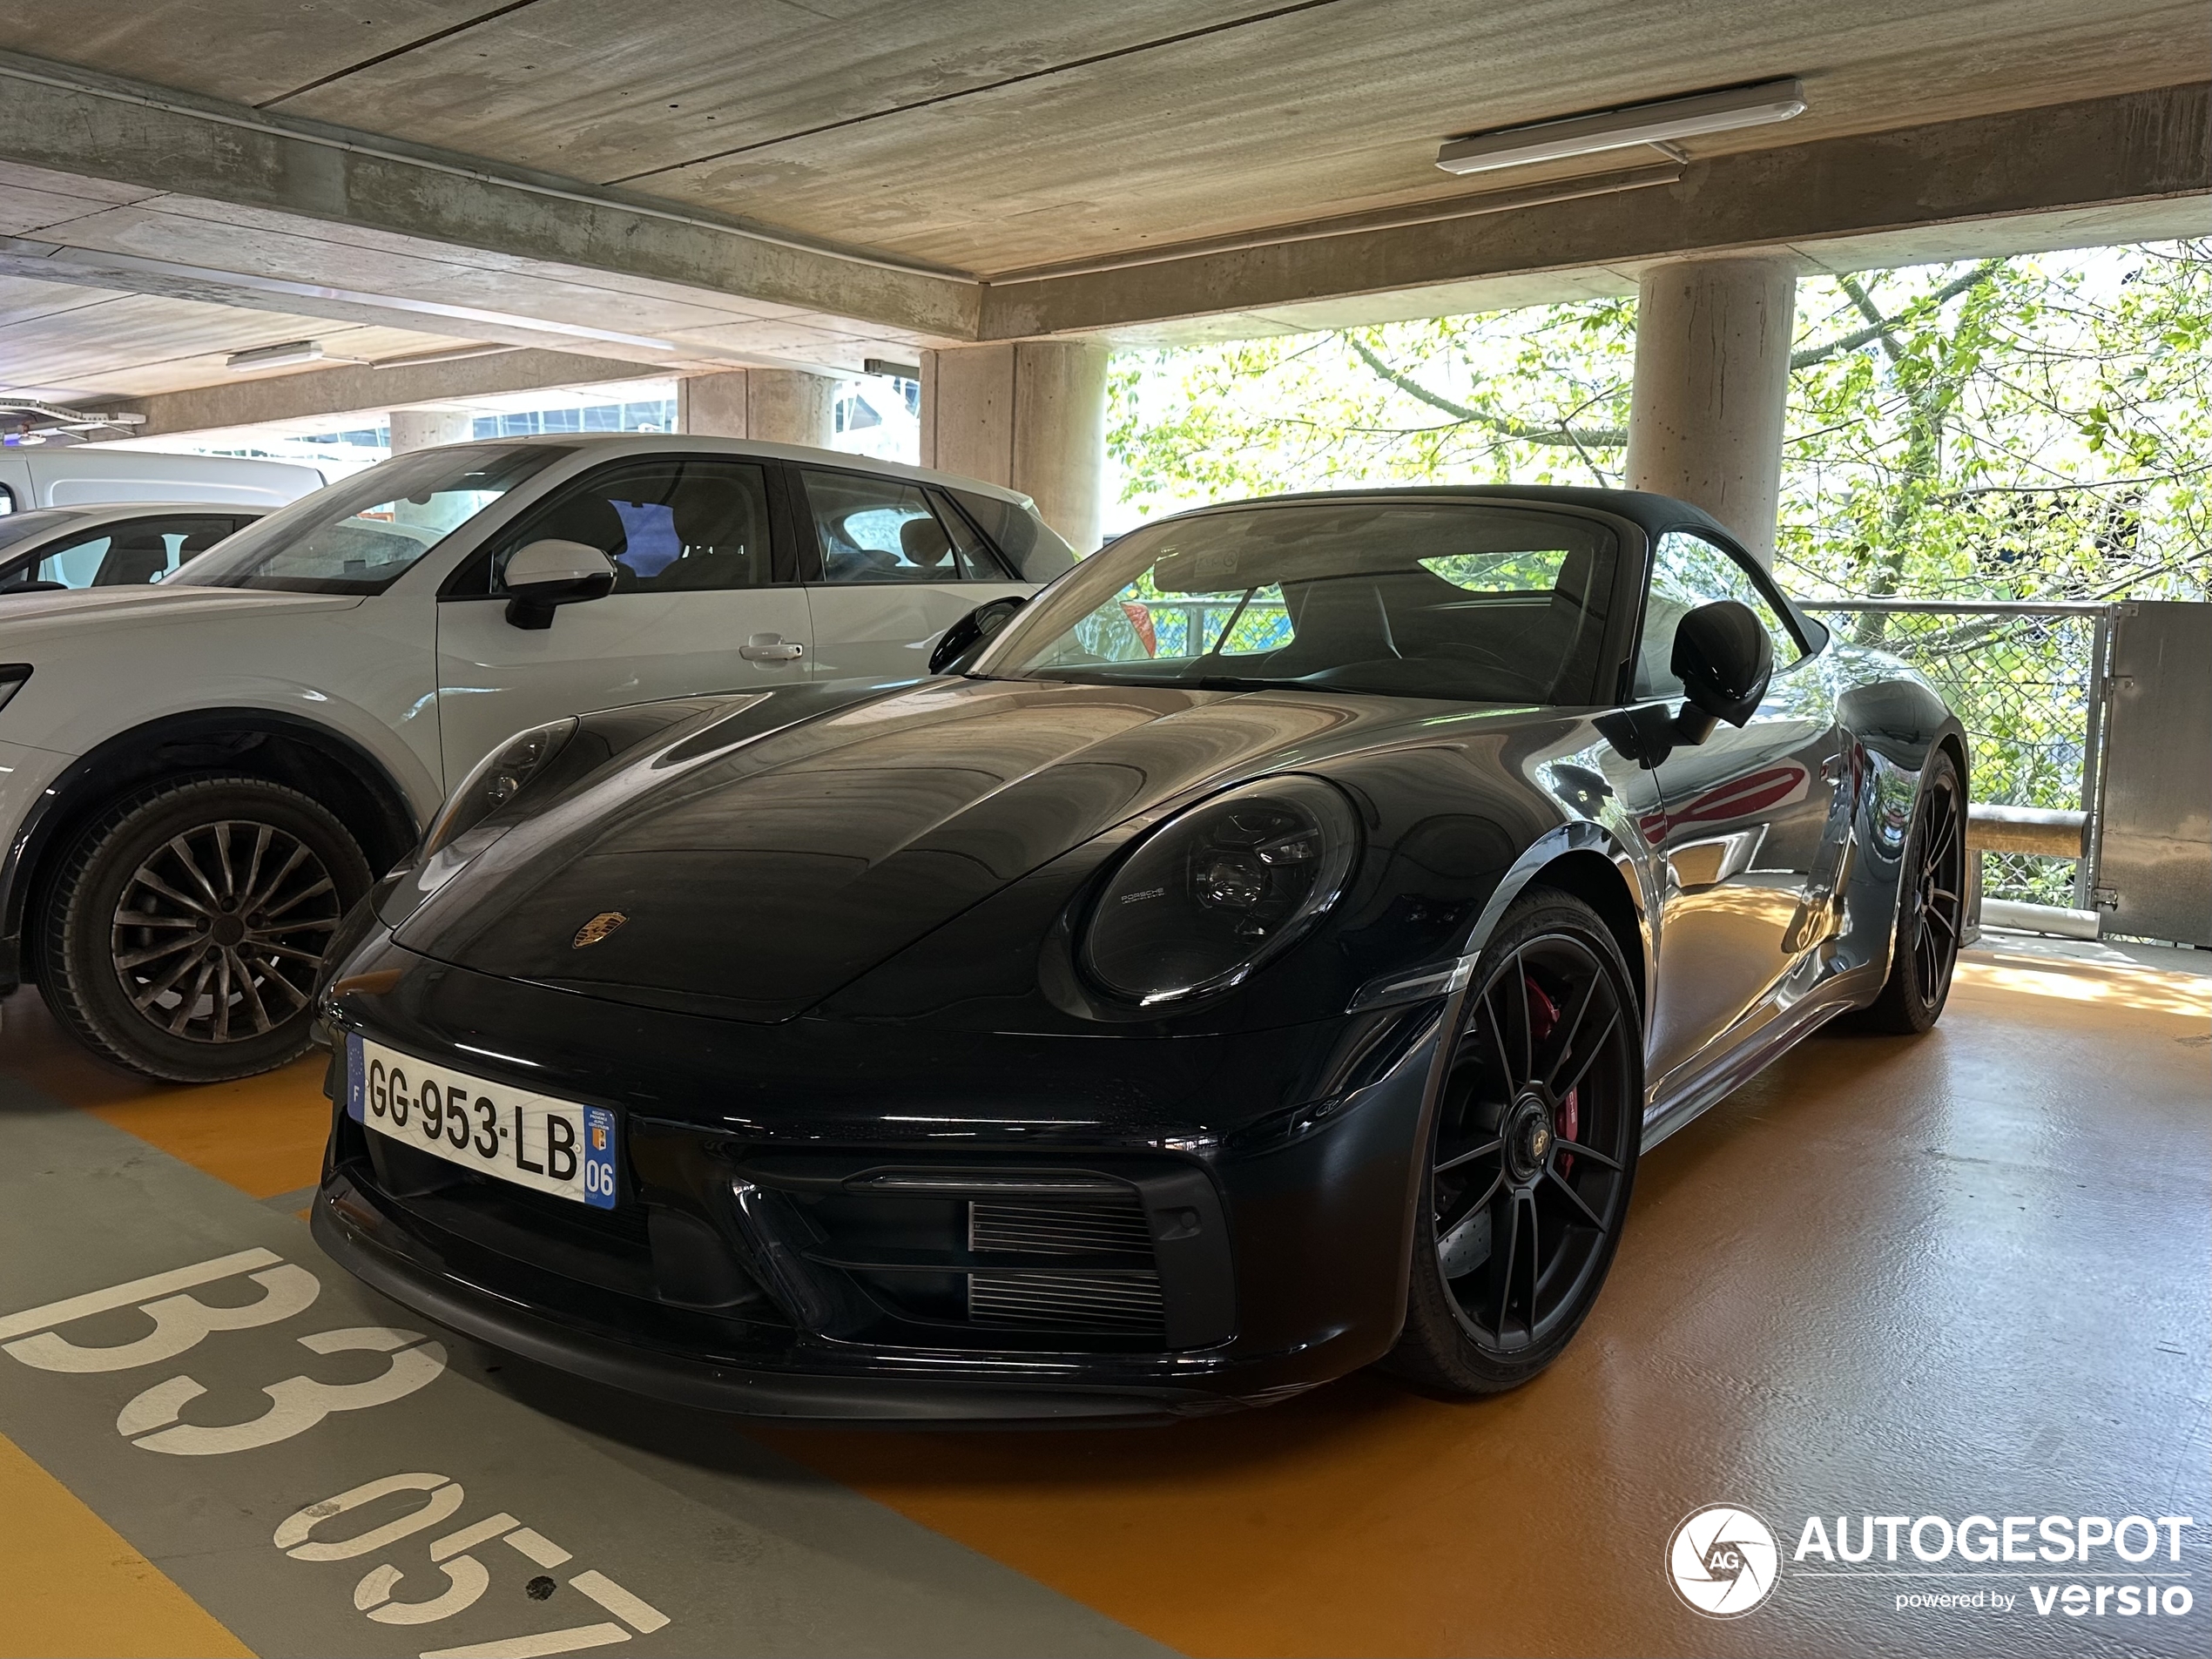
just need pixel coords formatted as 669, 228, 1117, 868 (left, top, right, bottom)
968, 1199, 1163, 1333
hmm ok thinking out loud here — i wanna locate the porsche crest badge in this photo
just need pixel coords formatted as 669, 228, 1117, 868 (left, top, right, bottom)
572, 911, 629, 948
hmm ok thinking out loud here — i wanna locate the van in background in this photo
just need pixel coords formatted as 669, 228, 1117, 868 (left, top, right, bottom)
0, 448, 325, 513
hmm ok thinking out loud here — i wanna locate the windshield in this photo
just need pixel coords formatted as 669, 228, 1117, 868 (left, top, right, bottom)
171, 444, 569, 594
973, 499, 1622, 705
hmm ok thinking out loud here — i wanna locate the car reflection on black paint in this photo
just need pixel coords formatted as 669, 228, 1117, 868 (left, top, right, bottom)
311, 486, 1970, 1422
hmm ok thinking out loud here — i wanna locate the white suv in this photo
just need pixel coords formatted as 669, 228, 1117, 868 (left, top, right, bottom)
0, 435, 1067, 1082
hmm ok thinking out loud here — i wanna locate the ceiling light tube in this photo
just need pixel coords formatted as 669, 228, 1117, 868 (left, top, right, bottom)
226, 340, 327, 372
1437, 78, 1806, 176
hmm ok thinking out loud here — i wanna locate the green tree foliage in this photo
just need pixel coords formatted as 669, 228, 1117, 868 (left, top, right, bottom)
1109, 240, 2212, 609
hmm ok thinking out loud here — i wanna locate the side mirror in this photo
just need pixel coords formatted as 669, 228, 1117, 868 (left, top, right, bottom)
503, 539, 616, 631
1669, 600, 1773, 746
928, 594, 1028, 676
1595, 600, 1775, 770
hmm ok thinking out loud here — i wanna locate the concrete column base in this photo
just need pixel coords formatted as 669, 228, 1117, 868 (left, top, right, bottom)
921, 341, 1108, 554
1626, 256, 1798, 566
678, 369, 837, 448
387, 408, 475, 453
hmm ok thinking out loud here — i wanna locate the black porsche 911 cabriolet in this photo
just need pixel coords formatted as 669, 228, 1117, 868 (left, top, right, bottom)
311, 486, 1969, 1421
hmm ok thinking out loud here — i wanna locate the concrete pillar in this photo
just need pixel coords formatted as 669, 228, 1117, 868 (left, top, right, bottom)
921, 340, 1108, 554
387, 408, 475, 452
1626, 256, 1797, 566
678, 368, 836, 448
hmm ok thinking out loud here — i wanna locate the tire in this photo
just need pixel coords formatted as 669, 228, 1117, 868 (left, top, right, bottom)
39, 776, 373, 1082
1855, 749, 1966, 1035
1385, 887, 1643, 1396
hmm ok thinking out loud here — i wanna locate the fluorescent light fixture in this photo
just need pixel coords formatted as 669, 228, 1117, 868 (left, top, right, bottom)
226, 340, 327, 372
863, 357, 921, 381
1437, 78, 1806, 176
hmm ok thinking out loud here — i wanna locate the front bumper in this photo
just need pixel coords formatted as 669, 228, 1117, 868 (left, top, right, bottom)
312, 1178, 1225, 1421
316, 934, 1445, 1421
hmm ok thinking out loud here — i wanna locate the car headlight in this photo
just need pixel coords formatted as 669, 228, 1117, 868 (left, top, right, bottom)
1080, 775, 1359, 1006
421, 717, 577, 860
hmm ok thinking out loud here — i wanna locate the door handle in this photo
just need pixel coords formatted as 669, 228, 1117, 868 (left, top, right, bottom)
738, 633, 805, 663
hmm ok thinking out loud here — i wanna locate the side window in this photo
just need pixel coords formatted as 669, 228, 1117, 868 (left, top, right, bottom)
12, 517, 233, 588
799, 470, 1001, 583
482, 459, 774, 595
1635, 530, 1804, 699
30, 533, 115, 589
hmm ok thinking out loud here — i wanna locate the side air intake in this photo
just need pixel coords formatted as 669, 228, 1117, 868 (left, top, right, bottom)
966, 1199, 1164, 1332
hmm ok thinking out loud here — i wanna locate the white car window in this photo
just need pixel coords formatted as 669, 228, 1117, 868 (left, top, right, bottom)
801, 470, 1003, 583
0, 515, 244, 590
461, 458, 778, 596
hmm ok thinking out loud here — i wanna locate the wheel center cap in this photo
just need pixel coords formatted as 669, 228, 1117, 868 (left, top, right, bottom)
209, 914, 246, 948
1506, 1093, 1554, 1183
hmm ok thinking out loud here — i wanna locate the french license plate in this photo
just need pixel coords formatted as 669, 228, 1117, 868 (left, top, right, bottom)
346, 1033, 618, 1208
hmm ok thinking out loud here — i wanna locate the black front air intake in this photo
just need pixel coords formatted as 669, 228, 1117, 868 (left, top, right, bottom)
725, 1151, 1238, 1352
966, 1198, 1165, 1332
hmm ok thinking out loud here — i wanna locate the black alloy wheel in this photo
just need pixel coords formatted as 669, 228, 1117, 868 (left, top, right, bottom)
41, 776, 373, 1082
1858, 749, 1966, 1035
1386, 888, 1642, 1395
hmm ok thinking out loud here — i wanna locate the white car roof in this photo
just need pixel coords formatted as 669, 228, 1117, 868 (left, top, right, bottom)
486, 433, 1036, 510
5, 502, 271, 523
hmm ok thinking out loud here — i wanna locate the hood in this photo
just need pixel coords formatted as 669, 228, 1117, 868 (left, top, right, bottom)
0, 583, 361, 641
395, 678, 1427, 1022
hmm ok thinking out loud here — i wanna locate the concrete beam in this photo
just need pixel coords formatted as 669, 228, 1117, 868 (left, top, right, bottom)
3, 51, 2201, 398
0, 51, 975, 342
982, 84, 2211, 340
90, 348, 654, 440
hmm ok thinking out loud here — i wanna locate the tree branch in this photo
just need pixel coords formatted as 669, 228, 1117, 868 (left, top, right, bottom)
1791, 260, 2007, 369
1345, 334, 1626, 448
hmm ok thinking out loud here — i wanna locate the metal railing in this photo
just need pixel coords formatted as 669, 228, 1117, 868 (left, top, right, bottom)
1804, 599, 2113, 926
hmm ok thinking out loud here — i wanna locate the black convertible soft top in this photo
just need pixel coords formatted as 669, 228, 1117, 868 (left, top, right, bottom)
1170, 483, 1742, 549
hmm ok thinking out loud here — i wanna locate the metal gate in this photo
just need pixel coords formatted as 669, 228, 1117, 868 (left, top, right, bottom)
2091, 602, 2212, 947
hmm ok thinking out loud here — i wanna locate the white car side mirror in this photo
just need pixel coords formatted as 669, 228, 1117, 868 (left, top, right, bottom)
503, 539, 616, 631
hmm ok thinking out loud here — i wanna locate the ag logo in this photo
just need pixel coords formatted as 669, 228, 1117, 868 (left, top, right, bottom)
1667, 1504, 1780, 1617
571, 911, 628, 948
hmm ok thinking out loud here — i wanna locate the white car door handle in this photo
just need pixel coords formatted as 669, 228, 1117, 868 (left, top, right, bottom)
738, 633, 805, 662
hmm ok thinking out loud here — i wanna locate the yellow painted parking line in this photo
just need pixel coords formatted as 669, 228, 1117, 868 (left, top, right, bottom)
1, 989, 329, 1200
0, 1428, 251, 1659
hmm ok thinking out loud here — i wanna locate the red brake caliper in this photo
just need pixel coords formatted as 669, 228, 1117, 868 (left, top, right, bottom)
1525, 974, 1576, 1178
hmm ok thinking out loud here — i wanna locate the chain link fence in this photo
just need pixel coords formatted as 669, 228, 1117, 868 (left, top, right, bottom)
1804, 601, 2108, 908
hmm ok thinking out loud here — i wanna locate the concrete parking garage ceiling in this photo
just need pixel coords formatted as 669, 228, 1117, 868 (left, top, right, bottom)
5, 0, 2201, 270
1, 0, 2205, 418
